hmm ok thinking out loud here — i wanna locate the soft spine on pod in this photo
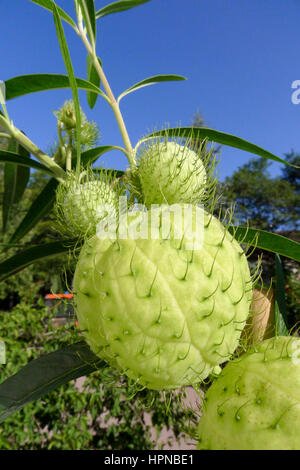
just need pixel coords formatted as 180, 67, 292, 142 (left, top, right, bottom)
73, 205, 253, 390
197, 336, 300, 450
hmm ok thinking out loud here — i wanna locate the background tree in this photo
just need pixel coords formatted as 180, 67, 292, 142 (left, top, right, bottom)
219, 153, 300, 325
189, 110, 221, 158
220, 157, 299, 231
281, 150, 300, 191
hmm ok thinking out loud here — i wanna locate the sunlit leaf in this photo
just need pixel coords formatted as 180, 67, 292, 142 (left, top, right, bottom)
5, 74, 107, 101
229, 226, 300, 262
30, 0, 77, 29
118, 74, 186, 102
96, 0, 150, 19
144, 127, 296, 167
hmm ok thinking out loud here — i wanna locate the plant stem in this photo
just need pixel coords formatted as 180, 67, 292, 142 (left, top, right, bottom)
0, 132, 10, 139
66, 132, 73, 172
77, 27, 136, 169
0, 114, 66, 182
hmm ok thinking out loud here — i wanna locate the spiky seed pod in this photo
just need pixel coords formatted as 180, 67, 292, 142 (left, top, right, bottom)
197, 336, 300, 450
54, 169, 119, 239
135, 137, 217, 207
54, 99, 100, 147
73, 205, 252, 390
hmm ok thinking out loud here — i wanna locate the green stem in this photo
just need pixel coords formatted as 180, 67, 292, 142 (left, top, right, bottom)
66, 132, 73, 172
0, 114, 66, 182
77, 26, 136, 169
0, 132, 10, 139
1, 102, 10, 122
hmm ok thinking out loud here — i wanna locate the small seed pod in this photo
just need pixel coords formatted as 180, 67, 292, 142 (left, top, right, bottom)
135, 137, 217, 207
54, 169, 119, 239
197, 336, 300, 450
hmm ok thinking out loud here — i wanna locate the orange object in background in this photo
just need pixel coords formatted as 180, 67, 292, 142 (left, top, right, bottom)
45, 293, 74, 300
44, 292, 76, 325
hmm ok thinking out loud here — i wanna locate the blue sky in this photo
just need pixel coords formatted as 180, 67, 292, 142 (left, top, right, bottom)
1, 0, 300, 181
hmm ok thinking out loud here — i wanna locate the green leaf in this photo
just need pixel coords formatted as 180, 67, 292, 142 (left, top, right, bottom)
93, 168, 125, 179
12, 144, 30, 204
5, 74, 107, 102
30, 0, 77, 29
0, 240, 77, 282
87, 55, 102, 109
0, 342, 104, 423
52, 1, 82, 169
274, 254, 289, 336
2, 140, 30, 233
80, 145, 126, 166
3, 163, 15, 233
96, 0, 151, 19
118, 74, 187, 102
78, 0, 96, 45
145, 127, 296, 167
9, 178, 59, 244
0, 150, 55, 175
229, 226, 300, 262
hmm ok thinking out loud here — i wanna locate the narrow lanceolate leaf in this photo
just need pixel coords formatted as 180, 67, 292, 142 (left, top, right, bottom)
3, 140, 17, 233
78, 0, 96, 45
0, 342, 104, 423
93, 168, 125, 179
12, 144, 30, 204
229, 226, 300, 263
0, 150, 55, 175
117, 74, 187, 103
96, 0, 150, 19
9, 178, 59, 244
274, 254, 289, 336
80, 145, 126, 166
30, 0, 77, 29
0, 240, 77, 282
145, 128, 295, 167
3, 163, 15, 233
52, 1, 82, 168
87, 55, 102, 109
5, 74, 107, 101
2, 140, 30, 233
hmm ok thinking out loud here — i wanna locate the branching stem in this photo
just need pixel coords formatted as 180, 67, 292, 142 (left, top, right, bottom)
0, 113, 66, 182
76, 23, 136, 169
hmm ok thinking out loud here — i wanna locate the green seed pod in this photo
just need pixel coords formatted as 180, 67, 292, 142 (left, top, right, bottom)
73, 205, 252, 390
136, 139, 215, 206
197, 336, 300, 450
54, 169, 119, 239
